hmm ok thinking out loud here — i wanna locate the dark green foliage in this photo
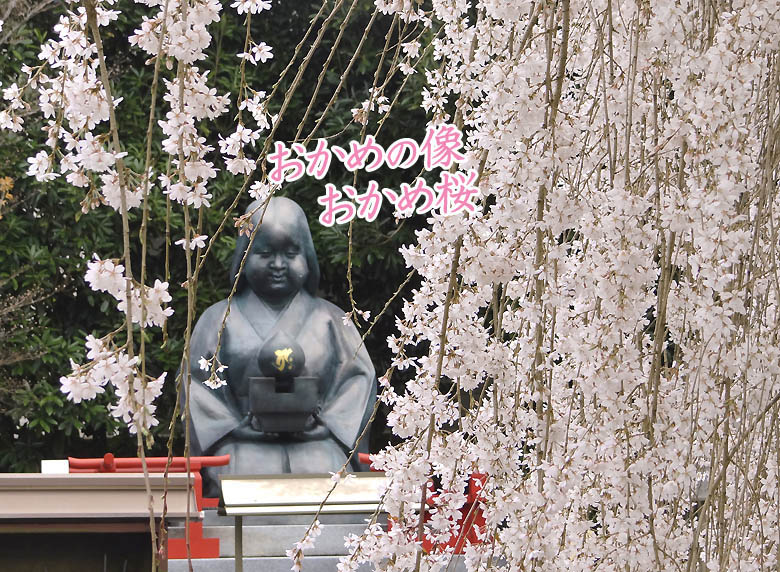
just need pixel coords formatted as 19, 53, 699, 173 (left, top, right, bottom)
0, 0, 429, 470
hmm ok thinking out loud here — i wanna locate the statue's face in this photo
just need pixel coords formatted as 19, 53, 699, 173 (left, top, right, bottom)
245, 223, 308, 302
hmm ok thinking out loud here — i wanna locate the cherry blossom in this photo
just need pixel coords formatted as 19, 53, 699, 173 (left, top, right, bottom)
26, 151, 57, 182
238, 41, 273, 65
175, 234, 208, 250
334, 1, 780, 570
230, 0, 272, 16
248, 180, 275, 202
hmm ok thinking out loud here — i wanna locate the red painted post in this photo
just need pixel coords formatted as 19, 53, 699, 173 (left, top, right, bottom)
101, 452, 116, 472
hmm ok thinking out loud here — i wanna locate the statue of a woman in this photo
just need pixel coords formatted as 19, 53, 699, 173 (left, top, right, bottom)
184, 197, 376, 494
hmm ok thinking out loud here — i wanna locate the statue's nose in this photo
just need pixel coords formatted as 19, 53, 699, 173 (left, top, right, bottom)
270, 253, 285, 268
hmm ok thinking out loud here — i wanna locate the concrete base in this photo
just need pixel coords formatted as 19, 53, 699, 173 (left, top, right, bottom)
169, 522, 367, 557
168, 509, 376, 570
167, 509, 467, 571
168, 556, 468, 572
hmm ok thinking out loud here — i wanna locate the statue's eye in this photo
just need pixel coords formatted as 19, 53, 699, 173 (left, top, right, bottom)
286, 248, 299, 256
257, 251, 272, 257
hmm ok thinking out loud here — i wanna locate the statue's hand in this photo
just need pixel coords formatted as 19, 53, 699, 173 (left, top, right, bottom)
291, 416, 331, 441
231, 415, 278, 441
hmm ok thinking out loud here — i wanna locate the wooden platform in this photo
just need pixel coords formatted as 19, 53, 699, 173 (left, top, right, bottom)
0, 473, 198, 572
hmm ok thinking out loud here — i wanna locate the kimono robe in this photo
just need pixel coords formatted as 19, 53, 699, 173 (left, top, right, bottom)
186, 288, 376, 493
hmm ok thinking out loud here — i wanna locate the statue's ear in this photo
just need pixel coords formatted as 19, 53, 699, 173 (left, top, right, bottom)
305, 244, 320, 295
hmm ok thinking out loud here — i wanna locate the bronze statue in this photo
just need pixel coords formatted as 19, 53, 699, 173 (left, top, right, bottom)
184, 197, 376, 495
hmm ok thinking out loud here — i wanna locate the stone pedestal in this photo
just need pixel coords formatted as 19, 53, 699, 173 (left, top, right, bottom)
168, 510, 384, 572
168, 511, 471, 572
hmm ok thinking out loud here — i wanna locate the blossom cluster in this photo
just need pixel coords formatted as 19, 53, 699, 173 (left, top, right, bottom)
84, 256, 173, 328
286, 519, 322, 572
3, 2, 123, 187
350, 88, 390, 125
131, 0, 230, 216
335, 1, 780, 571
3, 0, 276, 436
60, 334, 166, 434
197, 355, 228, 390
57, 256, 172, 433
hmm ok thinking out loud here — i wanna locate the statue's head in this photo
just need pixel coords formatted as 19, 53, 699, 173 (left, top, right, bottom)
230, 197, 320, 300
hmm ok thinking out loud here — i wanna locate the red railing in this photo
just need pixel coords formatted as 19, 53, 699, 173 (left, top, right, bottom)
422, 473, 487, 554
68, 453, 230, 559
359, 453, 487, 554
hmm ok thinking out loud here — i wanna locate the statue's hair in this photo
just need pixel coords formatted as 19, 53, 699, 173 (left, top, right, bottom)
229, 197, 320, 296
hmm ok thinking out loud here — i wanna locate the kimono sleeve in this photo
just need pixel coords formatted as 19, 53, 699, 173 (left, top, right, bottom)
317, 302, 377, 451
183, 301, 243, 455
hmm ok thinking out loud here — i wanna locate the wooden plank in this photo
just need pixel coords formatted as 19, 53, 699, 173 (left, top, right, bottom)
0, 473, 199, 520
0, 521, 151, 533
